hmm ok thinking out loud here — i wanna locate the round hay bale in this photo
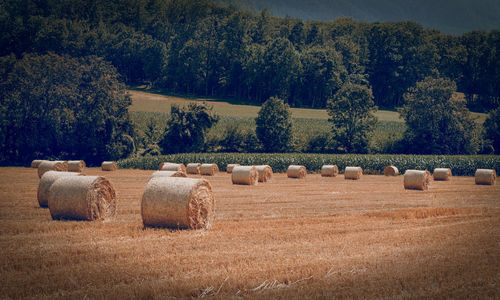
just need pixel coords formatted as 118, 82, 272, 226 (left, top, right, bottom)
255, 165, 273, 182
31, 160, 45, 168
158, 162, 171, 170
38, 171, 82, 208
200, 163, 219, 176
141, 177, 215, 229
404, 170, 431, 190
159, 163, 186, 173
101, 161, 118, 171
186, 163, 201, 174
226, 164, 240, 173
150, 171, 187, 179
321, 165, 339, 177
68, 160, 86, 172
433, 168, 452, 181
38, 161, 68, 178
287, 165, 306, 179
232, 166, 258, 185
48, 176, 116, 221
383, 166, 399, 176
475, 169, 496, 185
344, 167, 362, 180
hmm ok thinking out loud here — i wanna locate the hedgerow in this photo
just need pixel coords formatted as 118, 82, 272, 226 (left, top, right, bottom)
118, 153, 499, 176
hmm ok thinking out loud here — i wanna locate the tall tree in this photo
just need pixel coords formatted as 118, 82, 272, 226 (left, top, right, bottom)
255, 97, 293, 152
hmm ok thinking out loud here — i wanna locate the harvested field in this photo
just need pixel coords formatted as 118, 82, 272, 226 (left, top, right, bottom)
0, 167, 499, 298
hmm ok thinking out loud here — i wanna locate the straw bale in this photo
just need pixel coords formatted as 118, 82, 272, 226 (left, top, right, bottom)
344, 166, 362, 180
159, 163, 186, 173
287, 165, 306, 178
101, 161, 118, 171
141, 177, 215, 229
321, 165, 339, 177
31, 160, 45, 168
68, 160, 86, 172
255, 165, 273, 182
37, 171, 81, 207
475, 169, 496, 185
200, 163, 219, 176
433, 168, 452, 181
404, 170, 431, 190
186, 163, 201, 174
226, 164, 240, 173
231, 166, 258, 185
38, 161, 68, 178
150, 171, 187, 179
48, 176, 116, 221
383, 166, 399, 176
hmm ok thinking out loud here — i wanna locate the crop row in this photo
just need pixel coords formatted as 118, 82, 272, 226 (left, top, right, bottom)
118, 153, 499, 176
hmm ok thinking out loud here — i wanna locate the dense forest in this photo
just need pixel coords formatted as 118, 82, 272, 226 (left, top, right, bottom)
1, 0, 499, 112
214, 0, 500, 35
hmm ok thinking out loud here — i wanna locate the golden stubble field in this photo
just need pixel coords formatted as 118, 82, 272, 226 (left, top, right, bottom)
0, 167, 498, 299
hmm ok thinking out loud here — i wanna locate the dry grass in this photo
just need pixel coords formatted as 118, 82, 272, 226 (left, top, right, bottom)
0, 167, 499, 298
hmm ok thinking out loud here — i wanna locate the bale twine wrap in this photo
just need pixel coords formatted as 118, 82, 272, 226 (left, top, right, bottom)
31, 160, 45, 168
200, 163, 219, 176
287, 165, 307, 179
404, 170, 431, 190
383, 166, 399, 176
255, 165, 273, 182
38, 161, 68, 178
231, 166, 258, 185
475, 169, 496, 185
186, 163, 201, 174
344, 167, 362, 180
101, 161, 118, 171
226, 164, 240, 173
68, 160, 86, 172
150, 171, 187, 179
48, 176, 116, 221
433, 168, 452, 181
37, 171, 81, 207
321, 165, 339, 177
159, 163, 187, 173
141, 177, 215, 229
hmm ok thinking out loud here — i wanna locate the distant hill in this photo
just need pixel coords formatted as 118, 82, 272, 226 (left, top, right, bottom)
215, 0, 500, 34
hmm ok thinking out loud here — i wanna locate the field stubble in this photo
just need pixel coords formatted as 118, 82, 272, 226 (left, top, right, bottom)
0, 167, 498, 298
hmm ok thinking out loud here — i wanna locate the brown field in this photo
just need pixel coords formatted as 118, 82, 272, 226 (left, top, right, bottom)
0, 167, 499, 299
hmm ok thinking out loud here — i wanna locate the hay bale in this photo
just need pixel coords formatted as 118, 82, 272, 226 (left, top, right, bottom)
321, 165, 339, 177
232, 166, 258, 185
150, 171, 187, 179
48, 176, 116, 221
68, 160, 86, 172
38, 171, 82, 208
226, 164, 240, 173
101, 161, 117, 171
287, 165, 306, 179
475, 169, 496, 185
404, 170, 431, 190
383, 165, 399, 176
31, 160, 45, 168
159, 163, 187, 173
141, 177, 215, 229
433, 168, 452, 181
344, 167, 362, 180
38, 161, 68, 178
186, 163, 201, 174
200, 163, 219, 176
255, 165, 273, 182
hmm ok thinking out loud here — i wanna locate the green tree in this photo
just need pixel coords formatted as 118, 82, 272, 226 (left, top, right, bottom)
483, 108, 500, 154
0, 53, 134, 164
255, 97, 293, 152
400, 77, 480, 154
160, 103, 219, 154
326, 82, 378, 153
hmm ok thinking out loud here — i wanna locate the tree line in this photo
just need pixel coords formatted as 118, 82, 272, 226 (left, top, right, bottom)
1, 0, 499, 112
